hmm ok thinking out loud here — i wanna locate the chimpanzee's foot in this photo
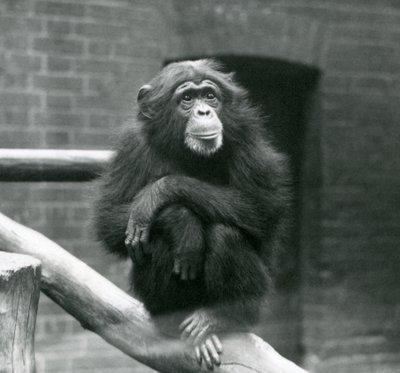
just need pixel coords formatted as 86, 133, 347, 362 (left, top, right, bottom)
179, 309, 223, 369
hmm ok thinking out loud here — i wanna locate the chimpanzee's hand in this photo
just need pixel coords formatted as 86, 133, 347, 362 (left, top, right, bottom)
179, 309, 223, 369
125, 178, 168, 264
173, 250, 203, 281
125, 200, 152, 265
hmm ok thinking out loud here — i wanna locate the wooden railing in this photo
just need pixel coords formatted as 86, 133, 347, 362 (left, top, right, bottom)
0, 149, 113, 181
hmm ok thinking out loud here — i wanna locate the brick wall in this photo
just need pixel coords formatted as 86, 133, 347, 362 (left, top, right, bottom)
0, 0, 164, 372
1, 1, 399, 372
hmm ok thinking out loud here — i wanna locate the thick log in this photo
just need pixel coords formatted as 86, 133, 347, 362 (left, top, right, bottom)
0, 149, 113, 181
0, 211, 308, 373
0, 252, 41, 373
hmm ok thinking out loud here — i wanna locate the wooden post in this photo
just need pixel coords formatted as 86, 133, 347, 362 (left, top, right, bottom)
0, 252, 41, 373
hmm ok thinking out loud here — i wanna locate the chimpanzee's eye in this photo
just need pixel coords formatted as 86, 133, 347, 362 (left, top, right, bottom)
182, 94, 192, 102
206, 92, 216, 100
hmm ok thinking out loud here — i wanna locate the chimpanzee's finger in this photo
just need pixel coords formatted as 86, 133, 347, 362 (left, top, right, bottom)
173, 261, 181, 275
193, 326, 210, 345
125, 227, 136, 259
195, 346, 202, 365
211, 335, 223, 354
125, 238, 135, 262
142, 230, 151, 255
180, 263, 189, 280
132, 232, 144, 265
200, 344, 213, 370
124, 232, 132, 248
140, 227, 150, 245
126, 216, 135, 236
187, 325, 201, 344
181, 321, 198, 341
179, 314, 194, 331
181, 319, 196, 336
137, 228, 150, 257
206, 338, 221, 365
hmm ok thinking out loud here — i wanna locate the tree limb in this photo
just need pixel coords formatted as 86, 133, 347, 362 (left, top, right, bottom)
0, 211, 308, 373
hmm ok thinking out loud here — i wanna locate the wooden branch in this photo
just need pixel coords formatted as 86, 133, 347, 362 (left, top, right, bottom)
0, 252, 41, 373
0, 211, 308, 373
0, 149, 113, 181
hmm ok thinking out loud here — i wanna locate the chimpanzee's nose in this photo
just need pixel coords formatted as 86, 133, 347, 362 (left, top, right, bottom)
197, 108, 211, 116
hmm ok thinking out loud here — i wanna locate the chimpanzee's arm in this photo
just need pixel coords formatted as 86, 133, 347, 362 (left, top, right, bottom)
125, 173, 286, 252
162, 175, 279, 238
93, 198, 131, 257
93, 130, 174, 257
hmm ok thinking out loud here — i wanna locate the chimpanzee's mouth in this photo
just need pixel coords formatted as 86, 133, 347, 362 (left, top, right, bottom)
188, 131, 221, 140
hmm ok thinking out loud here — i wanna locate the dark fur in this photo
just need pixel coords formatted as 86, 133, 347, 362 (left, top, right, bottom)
94, 59, 291, 322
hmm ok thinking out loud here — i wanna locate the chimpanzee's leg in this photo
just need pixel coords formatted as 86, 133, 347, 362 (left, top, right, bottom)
132, 204, 205, 316
156, 204, 205, 281
204, 224, 270, 312
180, 223, 271, 367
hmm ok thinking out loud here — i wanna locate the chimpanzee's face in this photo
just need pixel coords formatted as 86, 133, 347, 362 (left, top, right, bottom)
174, 80, 223, 156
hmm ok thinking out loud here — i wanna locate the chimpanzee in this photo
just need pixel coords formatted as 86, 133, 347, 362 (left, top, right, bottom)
93, 59, 291, 369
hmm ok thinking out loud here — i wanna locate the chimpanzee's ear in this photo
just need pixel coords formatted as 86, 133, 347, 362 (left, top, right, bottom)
137, 84, 152, 103
137, 84, 152, 119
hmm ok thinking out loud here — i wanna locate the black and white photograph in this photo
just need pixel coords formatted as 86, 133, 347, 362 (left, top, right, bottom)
0, 1, 399, 372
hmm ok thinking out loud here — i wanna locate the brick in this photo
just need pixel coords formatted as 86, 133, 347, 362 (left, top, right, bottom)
0, 129, 43, 147
18, 206, 44, 226
46, 224, 86, 239
44, 205, 71, 220
115, 42, 160, 58
0, 16, 41, 32
35, 1, 85, 18
87, 77, 105, 92
34, 76, 83, 92
74, 96, 112, 110
8, 53, 42, 72
34, 37, 84, 55
36, 315, 73, 335
45, 130, 72, 146
71, 206, 90, 220
27, 18, 44, 32
47, 20, 72, 35
75, 59, 117, 74
47, 56, 72, 72
35, 112, 85, 127
0, 92, 41, 107
352, 76, 395, 97
4, 0, 30, 13
89, 114, 110, 127
325, 43, 399, 73
330, 25, 391, 43
47, 95, 73, 109
74, 22, 127, 39
3, 34, 29, 50
88, 41, 112, 56
0, 110, 29, 126
0, 73, 28, 88
30, 186, 84, 202
73, 129, 112, 148
0, 185, 32, 202
38, 298, 66, 315
87, 5, 115, 21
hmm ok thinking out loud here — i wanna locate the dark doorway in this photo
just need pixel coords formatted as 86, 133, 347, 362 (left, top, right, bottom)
165, 55, 320, 361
